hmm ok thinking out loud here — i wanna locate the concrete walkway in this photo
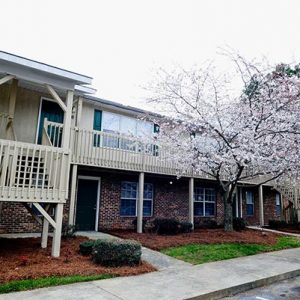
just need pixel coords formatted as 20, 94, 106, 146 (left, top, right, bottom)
248, 226, 300, 238
1, 248, 300, 300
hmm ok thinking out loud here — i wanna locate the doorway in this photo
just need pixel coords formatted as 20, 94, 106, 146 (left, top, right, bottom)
75, 176, 101, 231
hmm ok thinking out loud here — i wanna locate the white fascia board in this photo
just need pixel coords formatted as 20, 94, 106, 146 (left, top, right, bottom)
0, 51, 92, 85
74, 85, 97, 95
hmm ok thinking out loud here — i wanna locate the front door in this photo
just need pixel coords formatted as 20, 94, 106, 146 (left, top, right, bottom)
76, 178, 100, 231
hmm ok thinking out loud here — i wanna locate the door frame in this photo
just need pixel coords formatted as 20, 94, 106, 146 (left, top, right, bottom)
76, 175, 101, 231
35, 96, 64, 144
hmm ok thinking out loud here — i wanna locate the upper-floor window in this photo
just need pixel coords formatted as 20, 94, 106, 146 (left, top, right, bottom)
94, 110, 154, 151
194, 187, 216, 217
276, 192, 281, 216
246, 191, 254, 216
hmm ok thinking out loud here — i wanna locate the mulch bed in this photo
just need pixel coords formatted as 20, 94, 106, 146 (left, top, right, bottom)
0, 236, 155, 284
109, 228, 282, 251
273, 228, 300, 234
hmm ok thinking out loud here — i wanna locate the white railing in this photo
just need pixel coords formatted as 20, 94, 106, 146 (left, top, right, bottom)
70, 128, 212, 178
0, 139, 69, 203
43, 119, 64, 147
0, 113, 9, 139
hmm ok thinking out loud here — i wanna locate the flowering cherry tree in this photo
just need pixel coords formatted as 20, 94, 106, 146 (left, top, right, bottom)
146, 57, 300, 231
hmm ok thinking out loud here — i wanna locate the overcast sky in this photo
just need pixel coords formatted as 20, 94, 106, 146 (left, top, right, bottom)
1, 0, 299, 109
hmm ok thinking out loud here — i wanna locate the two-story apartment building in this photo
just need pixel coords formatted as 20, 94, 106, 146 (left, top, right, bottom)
0, 51, 295, 257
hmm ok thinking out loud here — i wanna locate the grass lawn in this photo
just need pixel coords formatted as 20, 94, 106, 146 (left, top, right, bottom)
161, 236, 300, 264
0, 274, 115, 294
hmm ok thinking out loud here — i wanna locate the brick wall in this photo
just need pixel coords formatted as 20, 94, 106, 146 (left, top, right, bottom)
0, 166, 281, 233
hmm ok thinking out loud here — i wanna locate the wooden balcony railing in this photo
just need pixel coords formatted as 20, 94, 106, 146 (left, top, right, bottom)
0, 139, 69, 203
70, 127, 213, 178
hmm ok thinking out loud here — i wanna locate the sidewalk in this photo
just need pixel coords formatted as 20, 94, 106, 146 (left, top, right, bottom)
1, 247, 299, 300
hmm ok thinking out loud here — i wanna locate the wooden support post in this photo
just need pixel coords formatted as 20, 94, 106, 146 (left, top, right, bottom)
137, 172, 144, 233
239, 187, 243, 218
259, 185, 264, 227
76, 97, 83, 127
235, 187, 239, 217
69, 164, 78, 225
188, 177, 194, 229
6, 79, 18, 140
52, 203, 64, 257
62, 90, 73, 150
41, 218, 49, 248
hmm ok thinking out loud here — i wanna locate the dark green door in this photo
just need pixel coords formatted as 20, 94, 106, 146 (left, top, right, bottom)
76, 179, 99, 231
38, 100, 64, 145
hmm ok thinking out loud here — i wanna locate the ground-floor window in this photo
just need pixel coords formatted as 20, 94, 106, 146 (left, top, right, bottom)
246, 191, 254, 216
276, 192, 281, 216
120, 181, 153, 217
194, 187, 216, 216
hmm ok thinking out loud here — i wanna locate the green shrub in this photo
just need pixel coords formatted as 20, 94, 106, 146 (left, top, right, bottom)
269, 220, 287, 229
179, 222, 193, 233
153, 218, 180, 235
233, 217, 247, 231
62, 224, 76, 238
92, 239, 141, 267
195, 219, 219, 229
79, 240, 95, 256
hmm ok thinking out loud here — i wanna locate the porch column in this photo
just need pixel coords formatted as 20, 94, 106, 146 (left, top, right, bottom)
239, 187, 243, 218
52, 203, 64, 257
188, 177, 194, 228
41, 218, 49, 248
258, 185, 264, 226
68, 164, 78, 225
62, 90, 74, 149
137, 172, 144, 233
234, 186, 239, 218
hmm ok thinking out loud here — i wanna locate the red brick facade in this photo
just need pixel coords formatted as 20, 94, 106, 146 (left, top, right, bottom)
0, 167, 281, 233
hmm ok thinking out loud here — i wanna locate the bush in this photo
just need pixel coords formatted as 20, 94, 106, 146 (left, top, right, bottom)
179, 222, 193, 233
153, 218, 180, 235
79, 240, 95, 256
62, 224, 76, 238
92, 239, 141, 267
233, 217, 247, 231
269, 220, 287, 229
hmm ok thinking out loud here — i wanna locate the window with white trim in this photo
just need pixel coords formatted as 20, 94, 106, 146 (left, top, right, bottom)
276, 192, 281, 216
120, 182, 153, 217
194, 187, 216, 217
246, 191, 254, 216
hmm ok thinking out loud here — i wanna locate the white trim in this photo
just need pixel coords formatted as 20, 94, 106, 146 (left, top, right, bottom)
35, 96, 65, 144
77, 175, 101, 231
0, 51, 92, 85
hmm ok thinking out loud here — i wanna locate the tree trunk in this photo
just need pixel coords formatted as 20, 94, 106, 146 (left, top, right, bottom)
223, 191, 234, 231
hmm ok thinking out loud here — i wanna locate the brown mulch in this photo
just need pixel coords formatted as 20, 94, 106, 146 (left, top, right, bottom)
109, 228, 282, 251
0, 236, 156, 284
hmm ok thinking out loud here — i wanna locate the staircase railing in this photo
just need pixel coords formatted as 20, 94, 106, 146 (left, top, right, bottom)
43, 118, 64, 147
0, 139, 69, 203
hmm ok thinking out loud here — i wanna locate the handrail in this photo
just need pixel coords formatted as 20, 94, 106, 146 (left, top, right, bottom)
0, 139, 69, 203
43, 118, 64, 148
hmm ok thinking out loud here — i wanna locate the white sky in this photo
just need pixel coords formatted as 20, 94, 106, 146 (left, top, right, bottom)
0, 0, 300, 109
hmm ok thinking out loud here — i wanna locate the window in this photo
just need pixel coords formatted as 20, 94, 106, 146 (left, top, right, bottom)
276, 192, 281, 216
246, 191, 254, 216
93, 111, 156, 152
194, 187, 216, 217
120, 182, 153, 217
